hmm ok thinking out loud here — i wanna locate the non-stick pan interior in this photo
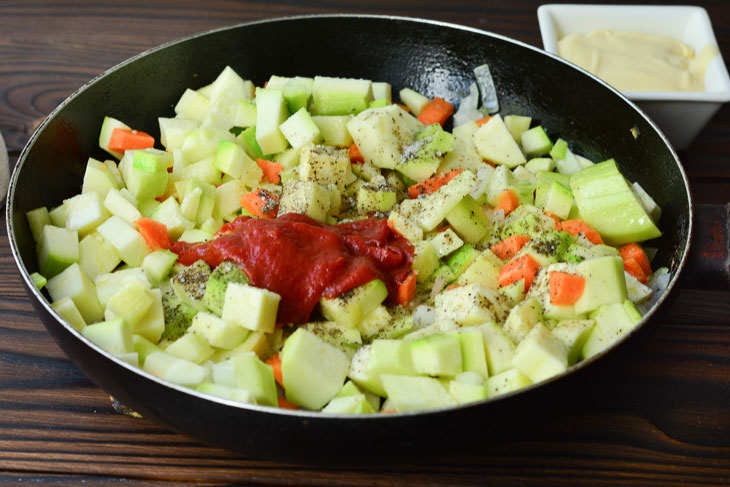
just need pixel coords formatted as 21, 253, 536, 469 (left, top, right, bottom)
8, 15, 691, 459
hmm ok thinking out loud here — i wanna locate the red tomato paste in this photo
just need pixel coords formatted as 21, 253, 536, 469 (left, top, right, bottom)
170, 213, 414, 324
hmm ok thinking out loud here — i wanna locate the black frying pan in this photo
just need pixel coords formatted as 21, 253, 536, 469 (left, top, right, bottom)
6, 15, 700, 461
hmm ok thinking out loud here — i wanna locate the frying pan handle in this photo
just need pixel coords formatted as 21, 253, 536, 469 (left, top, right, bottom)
681, 203, 730, 288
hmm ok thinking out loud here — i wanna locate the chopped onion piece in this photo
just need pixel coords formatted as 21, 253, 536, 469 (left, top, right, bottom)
474, 64, 499, 114
413, 305, 435, 328
430, 276, 448, 301
637, 267, 670, 315
453, 82, 483, 127
469, 164, 495, 200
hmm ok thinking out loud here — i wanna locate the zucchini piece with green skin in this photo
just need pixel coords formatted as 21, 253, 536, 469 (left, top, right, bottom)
64, 192, 109, 237
164, 332, 214, 364
82, 317, 133, 356
237, 126, 264, 159
472, 115, 526, 168
282, 79, 310, 114
174, 89, 210, 123
504, 115, 532, 142
445, 195, 493, 245
82, 157, 121, 199
479, 321, 516, 376
582, 300, 642, 359
453, 329, 489, 379
348, 340, 417, 397
520, 125, 553, 157
299, 144, 351, 191
304, 321, 362, 356
255, 87, 289, 155
446, 244, 480, 279
396, 124, 455, 183
202, 261, 249, 316
37, 225, 79, 278
311, 115, 354, 147
158, 117, 198, 151
46, 263, 104, 324
411, 333, 463, 377
26, 206, 51, 243
399, 87, 430, 116
98, 116, 131, 159
552, 319, 595, 365
51, 296, 86, 332
486, 368, 532, 398
30, 272, 47, 291
143, 350, 209, 387
312, 76, 373, 116
574, 256, 627, 315
278, 180, 332, 223
234, 99, 257, 128
411, 240, 439, 284
570, 159, 661, 245
455, 251, 502, 290
356, 183, 397, 214
103, 188, 142, 225
281, 328, 349, 409
196, 382, 254, 404
188, 311, 249, 350
511, 323, 569, 382
213, 140, 262, 186
346, 104, 423, 170
320, 279, 388, 329
381, 374, 456, 412
279, 107, 323, 150
106, 280, 155, 328
222, 282, 281, 334
413, 169, 478, 231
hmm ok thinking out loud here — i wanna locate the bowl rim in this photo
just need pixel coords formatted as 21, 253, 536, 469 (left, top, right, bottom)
537, 3, 730, 102
5, 12, 693, 420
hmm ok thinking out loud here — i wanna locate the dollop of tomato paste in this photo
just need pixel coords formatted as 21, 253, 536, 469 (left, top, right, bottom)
170, 213, 414, 325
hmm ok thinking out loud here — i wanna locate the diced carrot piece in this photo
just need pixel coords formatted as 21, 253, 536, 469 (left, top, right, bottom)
490, 235, 531, 260
265, 354, 284, 388
623, 257, 648, 284
408, 170, 463, 199
560, 219, 604, 245
277, 397, 299, 410
381, 409, 397, 414
494, 189, 520, 215
396, 103, 411, 113
417, 97, 455, 126
108, 128, 155, 152
619, 243, 651, 276
255, 158, 284, 184
476, 116, 493, 127
549, 271, 586, 305
395, 272, 417, 306
135, 218, 171, 250
241, 188, 279, 218
349, 143, 364, 163
498, 253, 541, 291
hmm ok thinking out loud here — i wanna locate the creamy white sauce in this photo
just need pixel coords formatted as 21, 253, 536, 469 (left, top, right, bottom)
557, 29, 718, 92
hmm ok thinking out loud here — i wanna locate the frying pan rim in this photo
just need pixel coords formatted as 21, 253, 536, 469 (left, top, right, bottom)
6, 13, 694, 420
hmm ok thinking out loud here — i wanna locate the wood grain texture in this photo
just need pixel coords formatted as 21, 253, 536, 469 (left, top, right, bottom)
1, 0, 730, 485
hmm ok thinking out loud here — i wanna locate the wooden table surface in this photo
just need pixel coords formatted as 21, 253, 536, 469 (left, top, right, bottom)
2, 0, 730, 485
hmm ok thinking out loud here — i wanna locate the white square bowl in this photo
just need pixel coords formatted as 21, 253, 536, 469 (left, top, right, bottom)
537, 4, 730, 150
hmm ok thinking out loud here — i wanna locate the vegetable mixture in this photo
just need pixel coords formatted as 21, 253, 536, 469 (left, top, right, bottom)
27, 66, 668, 414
